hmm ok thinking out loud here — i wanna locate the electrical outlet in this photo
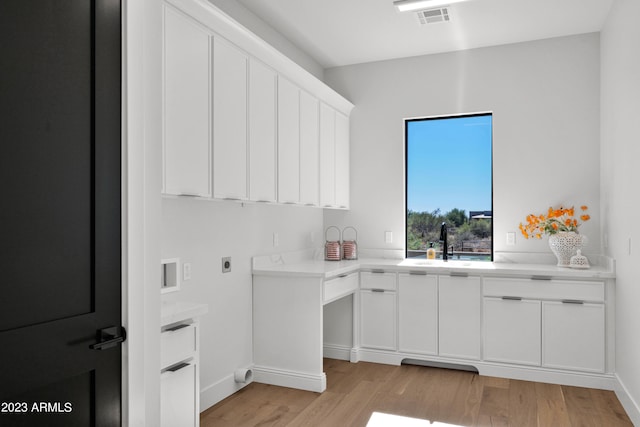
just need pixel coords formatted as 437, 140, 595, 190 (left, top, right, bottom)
183, 263, 192, 281
273, 232, 279, 248
222, 257, 231, 273
385, 231, 393, 244
506, 232, 516, 246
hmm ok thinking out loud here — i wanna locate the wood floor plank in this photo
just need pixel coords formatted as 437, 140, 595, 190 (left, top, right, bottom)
508, 379, 538, 427
535, 382, 572, 427
200, 359, 634, 427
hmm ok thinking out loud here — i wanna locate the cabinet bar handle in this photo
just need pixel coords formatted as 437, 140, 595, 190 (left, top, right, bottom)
165, 323, 190, 332
502, 296, 522, 301
450, 271, 469, 277
409, 270, 427, 275
372, 288, 385, 293
371, 269, 385, 274
562, 299, 585, 305
338, 274, 348, 278
167, 362, 190, 372
531, 275, 552, 281
178, 193, 200, 197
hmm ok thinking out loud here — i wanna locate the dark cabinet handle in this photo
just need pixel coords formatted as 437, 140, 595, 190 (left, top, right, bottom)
167, 362, 191, 372
90, 326, 126, 350
165, 323, 190, 332
502, 296, 522, 301
562, 299, 585, 305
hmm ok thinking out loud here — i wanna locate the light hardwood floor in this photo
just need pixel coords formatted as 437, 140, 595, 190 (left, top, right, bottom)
201, 359, 632, 426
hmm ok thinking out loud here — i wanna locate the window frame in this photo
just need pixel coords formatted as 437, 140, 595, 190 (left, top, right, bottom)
404, 111, 494, 261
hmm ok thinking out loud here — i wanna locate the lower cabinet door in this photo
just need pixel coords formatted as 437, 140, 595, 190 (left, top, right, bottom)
484, 297, 541, 366
161, 362, 197, 427
360, 290, 396, 350
398, 273, 438, 355
542, 301, 605, 373
438, 275, 481, 360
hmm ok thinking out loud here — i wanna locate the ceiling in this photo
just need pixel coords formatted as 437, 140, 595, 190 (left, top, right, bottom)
236, 0, 614, 69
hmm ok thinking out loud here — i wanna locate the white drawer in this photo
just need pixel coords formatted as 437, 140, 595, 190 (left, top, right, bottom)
483, 277, 604, 302
360, 271, 396, 291
324, 272, 358, 305
161, 323, 197, 369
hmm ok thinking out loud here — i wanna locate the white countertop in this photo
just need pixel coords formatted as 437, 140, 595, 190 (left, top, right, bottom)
161, 300, 209, 327
252, 254, 615, 280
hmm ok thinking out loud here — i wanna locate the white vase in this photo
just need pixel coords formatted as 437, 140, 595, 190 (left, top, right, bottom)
548, 231, 586, 267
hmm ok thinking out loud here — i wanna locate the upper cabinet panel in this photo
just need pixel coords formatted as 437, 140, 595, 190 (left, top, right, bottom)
163, 6, 211, 197
299, 91, 320, 207
212, 37, 248, 200
248, 59, 277, 203
277, 77, 300, 204
335, 112, 350, 209
319, 103, 336, 208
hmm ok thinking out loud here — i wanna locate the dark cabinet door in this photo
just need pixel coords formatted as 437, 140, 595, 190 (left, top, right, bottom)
0, 1, 122, 425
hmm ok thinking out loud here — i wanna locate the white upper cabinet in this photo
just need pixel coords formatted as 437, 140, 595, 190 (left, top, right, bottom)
277, 77, 300, 204
320, 104, 350, 209
163, 6, 211, 197
161, 0, 353, 205
319, 103, 336, 207
212, 37, 248, 200
248, 58, 277, 203
335, 112, 350, 209
299, 91, 320, 206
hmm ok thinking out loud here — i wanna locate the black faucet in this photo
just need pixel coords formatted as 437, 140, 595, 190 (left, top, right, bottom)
439, 222, 453, 261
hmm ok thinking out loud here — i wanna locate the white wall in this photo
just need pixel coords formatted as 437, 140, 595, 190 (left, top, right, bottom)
323, 34, 601, 259
161, 199, 323, 408
601, 0, 640, 423
206, 0, 324, 80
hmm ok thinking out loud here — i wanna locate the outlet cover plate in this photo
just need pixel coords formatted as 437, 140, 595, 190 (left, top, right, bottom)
222, 257, 232, 273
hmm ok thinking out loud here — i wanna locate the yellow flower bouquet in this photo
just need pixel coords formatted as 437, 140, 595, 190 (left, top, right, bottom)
519, 205, 590, 239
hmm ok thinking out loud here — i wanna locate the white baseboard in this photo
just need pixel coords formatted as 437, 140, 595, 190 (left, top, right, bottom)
615, 374, 640, 426
323, 344, 352, 361
253, 365, 326, 393
199, 368, 253, 413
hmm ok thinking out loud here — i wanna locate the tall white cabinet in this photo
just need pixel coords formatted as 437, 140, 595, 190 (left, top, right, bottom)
277, 77, 301, 204
248, 59, 277, 202
212, 37, 248, 200
299, 90, 320, 206
163, 6, 211, 197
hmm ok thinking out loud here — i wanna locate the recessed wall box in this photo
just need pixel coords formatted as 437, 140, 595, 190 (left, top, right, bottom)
161, 258, 181, 293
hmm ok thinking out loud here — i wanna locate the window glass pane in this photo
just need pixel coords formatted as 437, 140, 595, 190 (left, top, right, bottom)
406, 113, 493, 261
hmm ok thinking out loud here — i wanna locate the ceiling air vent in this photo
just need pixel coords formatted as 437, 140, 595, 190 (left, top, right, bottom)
416, 7, 451, 25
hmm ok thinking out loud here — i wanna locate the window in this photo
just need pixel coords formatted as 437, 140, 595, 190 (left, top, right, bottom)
405, 113, 493, 261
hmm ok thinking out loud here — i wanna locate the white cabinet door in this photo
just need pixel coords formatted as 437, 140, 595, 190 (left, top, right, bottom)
212, 37, 248, 200
398, 273, 438, 355
360, 290, 396, 350
484, 297, 541, 366
334, 112, 350, 209
248, 59, 277, 202
163, 7, 211, 197
277, 77, 300, 204
161, 362, 197, 427
299, 90, 319, 206
438, 275, 481, 360
542, 301, 605, 373
319, 103, 336, 208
